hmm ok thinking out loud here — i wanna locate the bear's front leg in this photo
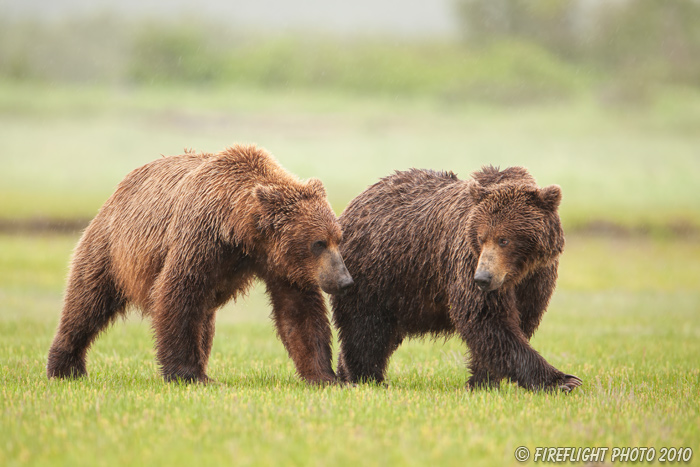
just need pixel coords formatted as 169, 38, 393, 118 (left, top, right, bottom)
466, 365, 502, 390
459, 291, 582, 392
515, 263, 559, 340
266, 279, 336, 384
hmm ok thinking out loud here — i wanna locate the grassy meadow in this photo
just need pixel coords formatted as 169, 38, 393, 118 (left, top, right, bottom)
1, 81, 699, 466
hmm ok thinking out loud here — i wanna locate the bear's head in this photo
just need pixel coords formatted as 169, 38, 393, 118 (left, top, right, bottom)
254, 178, 354, 294
467, 181, 565, 292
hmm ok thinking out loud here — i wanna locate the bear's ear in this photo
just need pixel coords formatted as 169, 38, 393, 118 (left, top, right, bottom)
469, 182, 488, 204
254, 185, 289, 232
538, 185, 562, 211
254, 185, 286, 212
305, 178, 326, 198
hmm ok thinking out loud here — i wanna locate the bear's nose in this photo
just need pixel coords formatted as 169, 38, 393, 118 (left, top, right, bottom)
338, 275, 354, 292
474, 269, 492, 291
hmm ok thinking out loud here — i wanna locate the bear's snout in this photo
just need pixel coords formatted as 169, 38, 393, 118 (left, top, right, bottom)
474, 246, 507, 292
336, 273, 355, 294
474, 269, 493, 291
318, 249, 354, 295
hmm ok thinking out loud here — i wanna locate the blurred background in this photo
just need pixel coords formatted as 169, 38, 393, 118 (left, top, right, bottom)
2, 0, 700, 227
1, 0, 699, 319
2, 4, 699, 464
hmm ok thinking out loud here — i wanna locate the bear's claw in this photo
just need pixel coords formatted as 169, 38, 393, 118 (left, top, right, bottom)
558, 374, 583, 393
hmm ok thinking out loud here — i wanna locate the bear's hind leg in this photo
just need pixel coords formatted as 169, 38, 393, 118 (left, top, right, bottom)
199, 309, 217, 382
152, 284, 211, 383
334, 300, 401, 385
47, 260, 126, 379
336, 334, 400, 385
150, 251, 218, 383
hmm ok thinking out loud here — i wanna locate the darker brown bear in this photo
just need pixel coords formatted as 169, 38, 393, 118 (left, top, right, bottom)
47, 144, 353, 384
331, 166, 581, 392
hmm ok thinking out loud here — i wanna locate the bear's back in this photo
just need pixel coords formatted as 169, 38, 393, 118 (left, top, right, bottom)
338, 169, 470, 314
471, 165, 536, 188
100, 152, 211, 307
340, 168, 461, 226
199, 145, 299, 190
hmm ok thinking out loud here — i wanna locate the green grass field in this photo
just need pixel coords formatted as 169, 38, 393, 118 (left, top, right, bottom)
1, 234, 699, 466
1, 83, 699, 466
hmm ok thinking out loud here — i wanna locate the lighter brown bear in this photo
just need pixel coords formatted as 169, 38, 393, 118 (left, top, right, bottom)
47, 144, 353, 384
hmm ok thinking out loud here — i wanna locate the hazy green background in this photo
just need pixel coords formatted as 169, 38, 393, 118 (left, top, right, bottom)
1, 1, 699, 466
2, 0, 700, 231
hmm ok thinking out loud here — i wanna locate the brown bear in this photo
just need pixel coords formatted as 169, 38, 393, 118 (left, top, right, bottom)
47, 144, 353, 384
331, 166, 582, 392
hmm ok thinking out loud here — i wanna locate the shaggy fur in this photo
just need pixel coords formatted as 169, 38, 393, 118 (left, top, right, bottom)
47, 144, 352, 384
331, 166, 581, 392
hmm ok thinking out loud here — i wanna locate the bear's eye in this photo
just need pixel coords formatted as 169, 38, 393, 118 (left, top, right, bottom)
311, 240, 327, 255
498, 238, 509, 247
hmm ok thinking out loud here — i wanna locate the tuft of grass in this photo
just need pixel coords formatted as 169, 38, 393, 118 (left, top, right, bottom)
1, 234, 698, 466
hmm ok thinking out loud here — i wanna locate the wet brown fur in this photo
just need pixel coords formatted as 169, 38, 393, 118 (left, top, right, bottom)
47, 144, 351, 384
331, 166, 581, 391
